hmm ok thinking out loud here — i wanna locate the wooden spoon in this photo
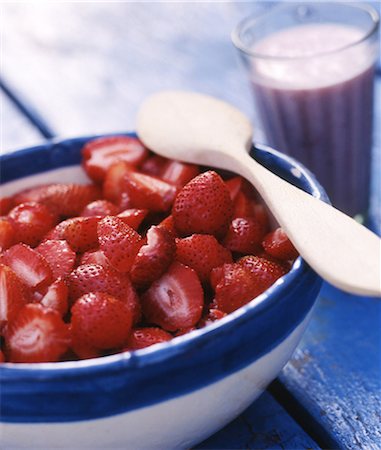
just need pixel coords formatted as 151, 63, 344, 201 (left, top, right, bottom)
136, 91, 381, 297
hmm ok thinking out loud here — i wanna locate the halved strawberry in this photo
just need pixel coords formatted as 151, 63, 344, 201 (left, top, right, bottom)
39, 278, 69, 317
13, 183, 101, 217
223, 217, 266, 254
63, 216, 101, 253
122, 170, 177, 212
141, 155, 169, 176
70, 292, 133, 350
5, 303, 70, 363
82, 136, 149, 182
103, 161, 131, 205
80, 249, 110, 268
210, 262, 261, 313
141, 261, 204, 332
124, 327, 172, 350
239, 254, 287, 280
98, 216, 143, 273
172, 170, 233, 238
0, 264, 29, 331
262, 228, 299, 261
130, 226, 176, 288
0, 197, 14, 215
36, 239, 76, 279
8, 202, 58, 247
81, 200, 119, 217
2, 244, 53, 291
67, 264, 141, 323
117, 209, 148, 230
161, 160, 200, 187
0, 218, 15, 252
175, 234, 232, 284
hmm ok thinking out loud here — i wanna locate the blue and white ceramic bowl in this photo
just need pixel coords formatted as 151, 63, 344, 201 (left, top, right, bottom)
0, 134, 325, 449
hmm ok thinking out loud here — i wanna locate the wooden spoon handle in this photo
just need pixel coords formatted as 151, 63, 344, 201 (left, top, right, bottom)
225, 150, 381, 297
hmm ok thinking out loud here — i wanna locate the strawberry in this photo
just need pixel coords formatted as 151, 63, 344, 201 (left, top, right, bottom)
82, 136, 149, 182
198, 307, 227, 328
67, 264, 141, 323
141, 155, 169, 176
232, 191, 256, 218
157, 215, 176, 235
39, 278, 69, 317
122, 169, 177, 212
80, 249, 110, 268
69, 324, 101, 360
5, 303, 70, 363
117, 208, 148, 230
81, 200, 119, 217
0, 197, 14, 215
2, 244, 53, 291
0, 349, 4, 362
70, 292, 133, 350
172, 170, 233, 238
141, 261, 204, 332
43, 218, 74, 241
210, 262, 261, 313
239, 255, 288, 293
130, 226, 176, 288
0, 264, 29, 331
13, 183, 101, 217
262, 228, 299, 261
225, 176, 243, 202
36, 240, 76, 279
161, 160, 200, 187
103, 161, 132, 205
63, 216, 101, 253
0, 218, 15, 252
124, 327, 172, 350
223, 217, 266, 254
8, 202, 58, 247
98, 216, 143, 272
175, 234, 232, 284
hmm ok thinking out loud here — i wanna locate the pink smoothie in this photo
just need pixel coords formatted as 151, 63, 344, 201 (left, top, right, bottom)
250, 24, 376, 216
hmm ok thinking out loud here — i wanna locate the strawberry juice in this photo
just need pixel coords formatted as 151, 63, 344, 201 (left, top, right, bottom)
246, 22, 379, 217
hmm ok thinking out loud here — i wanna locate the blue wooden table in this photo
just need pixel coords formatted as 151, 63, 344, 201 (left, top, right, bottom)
1, 3, 380, 449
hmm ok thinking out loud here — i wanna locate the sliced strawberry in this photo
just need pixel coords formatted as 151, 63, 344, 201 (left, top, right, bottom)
130, 226, 176, 288
0, 197, 14, 215
13, 183, 101, 217
36, 240, 76, 279
2, 244, 53, 291
252, 204, 270, 232
172, 170, 233, 238
0, 264, 29, 331
239, 255, 288, 293
210, 262, 262, 313
157, 215, 176, 235
98, 216, 143, 272
124, 327, 172, 351
141, 155, 169, 176
81, 200, 119, 217
70, 292, 133, 350
142, 261, 204, 332
225, 176, 243, 202
0, 218, 15, 252
223, 217, 266, 254
80, 249, 110, 268
262, 228, 299, 261
161, 160, 200, 187
0, 349, 5, 362
67, 264, 141, 323
103, 161, 132, 205
8, 202, 58, 247
175, 234, 232, 284
122, 170, 177, 212
82, 136, 149, 182
39, 278, 69, 317
43, 218, 73, 241
5, 303, 70, 363
117, 208, 148, 230
63, 216, 101, 253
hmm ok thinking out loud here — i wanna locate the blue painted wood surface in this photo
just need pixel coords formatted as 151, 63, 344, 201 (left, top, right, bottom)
1, 2, 380, 448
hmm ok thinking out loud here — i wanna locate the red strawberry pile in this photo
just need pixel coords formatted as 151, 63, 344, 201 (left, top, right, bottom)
0, 136, 298, 363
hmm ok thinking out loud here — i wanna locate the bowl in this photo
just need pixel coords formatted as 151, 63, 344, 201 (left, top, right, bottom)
0, 134, 325, 449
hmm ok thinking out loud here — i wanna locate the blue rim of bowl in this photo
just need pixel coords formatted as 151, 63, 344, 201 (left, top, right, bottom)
0, 133, 327, 380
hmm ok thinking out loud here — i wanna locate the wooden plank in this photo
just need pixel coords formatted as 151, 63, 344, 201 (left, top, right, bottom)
196, 391, 320, 450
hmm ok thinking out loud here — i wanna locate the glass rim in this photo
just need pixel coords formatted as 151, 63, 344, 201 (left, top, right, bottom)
231, 2, 380, 61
